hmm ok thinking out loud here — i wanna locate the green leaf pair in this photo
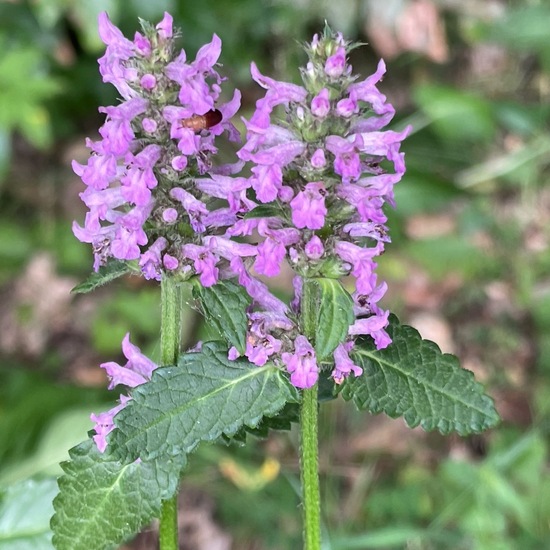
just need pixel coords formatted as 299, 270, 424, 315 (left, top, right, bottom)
52, 342, 298, 550
192, 278, 250, 354
52, 276, 499, 550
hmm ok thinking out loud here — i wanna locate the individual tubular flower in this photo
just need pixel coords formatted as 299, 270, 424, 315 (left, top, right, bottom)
73, 12, 245, 283
90, 334, 158, 452
281, 336, 319, 389
90, 396, 131, 453
332, 342, 362, 384
234, 26, 411, 388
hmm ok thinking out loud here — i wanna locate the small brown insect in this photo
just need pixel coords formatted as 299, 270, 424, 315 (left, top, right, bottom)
179, 109, 223, 131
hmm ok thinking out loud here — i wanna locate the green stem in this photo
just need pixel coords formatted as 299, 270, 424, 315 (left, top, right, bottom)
159, 276, 182, 550
300, 384, 321, 549
159, 498, 178, 550
299, 278, 321, 550
160, 275, 182, 365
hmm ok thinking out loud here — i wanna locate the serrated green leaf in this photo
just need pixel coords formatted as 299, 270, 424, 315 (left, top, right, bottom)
224, 402, 300, 443
192, 279, 251, 353
243, 204, 285, 219
0, 478, 57, 549
72, 260, 136, 294
112, 342, 299, 462
51, 439, 185, 550
341, 315, 500, 435
243, 404, 299, 438
312, 278, 355, 360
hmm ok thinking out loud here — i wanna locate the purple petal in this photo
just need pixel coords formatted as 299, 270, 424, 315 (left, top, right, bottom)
156, 12, 173, 39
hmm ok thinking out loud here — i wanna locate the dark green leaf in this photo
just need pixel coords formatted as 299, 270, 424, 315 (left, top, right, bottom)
112, 342, 299, 462
224, 402, 300, 443
243, 204, 285, 219
51, 439, 185, 550
192, 279, 251, 354
241, 402, 300, 439
0, 478, 57, 549
72, 260, 136, 294
312, 278, 355, 360
341, 315, 500, 435
317, 371, 338, 402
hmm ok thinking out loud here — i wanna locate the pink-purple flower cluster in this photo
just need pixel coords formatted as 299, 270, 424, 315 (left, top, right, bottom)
224, 29, 411, 388
79, 16, 411, 448
72, 12, 243, 281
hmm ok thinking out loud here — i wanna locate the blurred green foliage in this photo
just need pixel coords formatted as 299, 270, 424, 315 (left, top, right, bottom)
1, 0, 550, 548
0, 478, 58, 548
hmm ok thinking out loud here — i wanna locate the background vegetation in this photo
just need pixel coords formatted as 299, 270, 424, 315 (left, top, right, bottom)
1, 0, 550, 548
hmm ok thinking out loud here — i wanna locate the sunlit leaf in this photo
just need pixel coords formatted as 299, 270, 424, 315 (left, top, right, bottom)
112, 341, 299, 461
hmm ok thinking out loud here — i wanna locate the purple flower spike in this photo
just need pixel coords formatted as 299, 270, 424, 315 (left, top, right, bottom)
251, 164, 283, 203
74, 12, 243, 283
182, 243, 219, 287
311, 88, 330, 118
170, 187, 208, 233
156, 12, 173, 39
246, 331, 282, 366
325, 46, 346, 78
349, 309, 391, 350
235, 29, 410, 387
100, 332, 159, 389
248, 62, 308, 129
101, 360, 148, 389
97, 13, 136, 100
120, 333, 158, 378
304, 236, 324, 260
98, 98, 148, 156
71, 143, 117, 191
139, 237, 167, 281
310, 148, 326, 169
163, 253, 179, 270
325, 135, 362, 183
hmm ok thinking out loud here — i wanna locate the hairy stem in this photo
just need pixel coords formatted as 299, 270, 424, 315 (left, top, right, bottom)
159, 276, 182, 550
299, 278, 322, 550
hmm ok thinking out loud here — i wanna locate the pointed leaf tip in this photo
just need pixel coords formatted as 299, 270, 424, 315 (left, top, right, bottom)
51, 439, 185, 550
72, 260, 135, 294
341, 315, 500, 435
